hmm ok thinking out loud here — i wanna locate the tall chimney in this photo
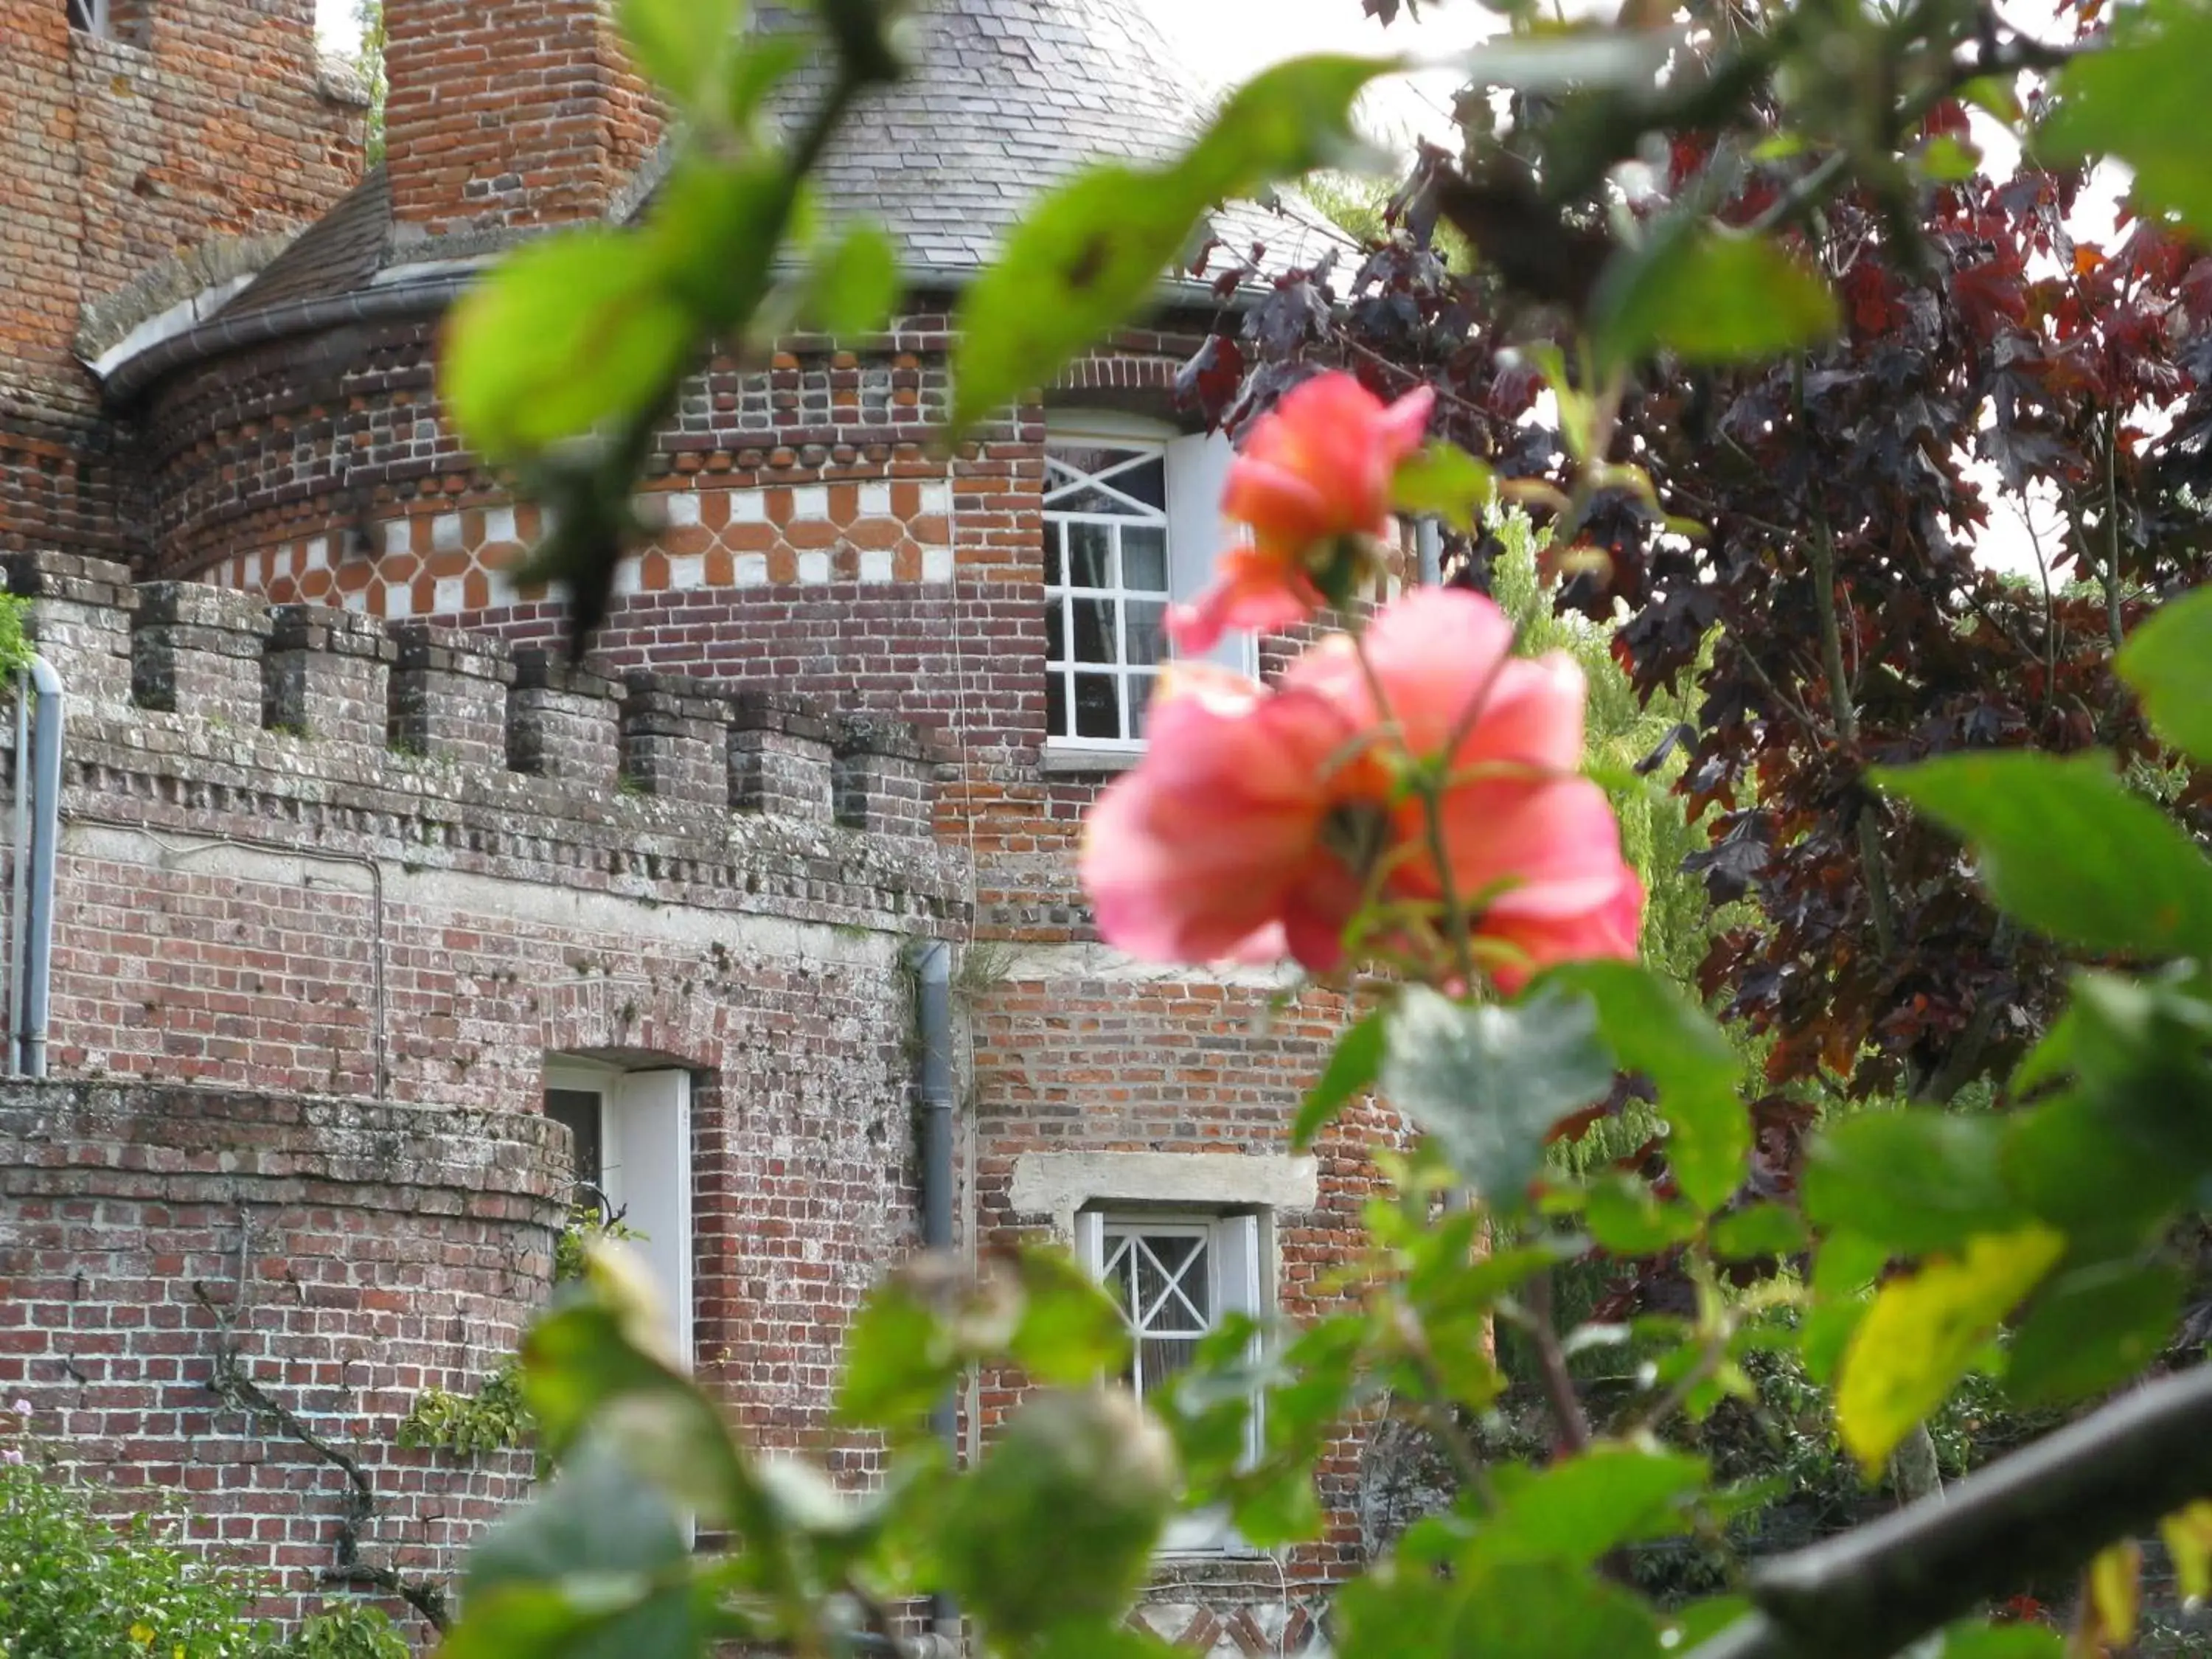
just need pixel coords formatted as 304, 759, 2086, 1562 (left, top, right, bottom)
381, 0, 658, 243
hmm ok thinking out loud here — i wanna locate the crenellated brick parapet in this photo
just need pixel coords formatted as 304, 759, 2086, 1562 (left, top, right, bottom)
1, 550, 967, 937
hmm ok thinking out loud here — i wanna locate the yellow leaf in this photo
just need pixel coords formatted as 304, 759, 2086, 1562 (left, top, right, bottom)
2077, 1540, 2142, 1656
129, 1624, 154, 1646
2163, 1501, 2212, 1604
1834, 1226, 2065, 1472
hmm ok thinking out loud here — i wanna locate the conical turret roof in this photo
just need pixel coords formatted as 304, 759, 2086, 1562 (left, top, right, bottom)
795, 0, 1276, 273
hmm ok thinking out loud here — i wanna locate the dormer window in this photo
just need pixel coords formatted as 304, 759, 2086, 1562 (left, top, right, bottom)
1043, 416, 1253, 759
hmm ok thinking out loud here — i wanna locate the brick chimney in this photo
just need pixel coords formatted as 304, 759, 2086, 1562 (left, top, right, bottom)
381, 0, 659, 243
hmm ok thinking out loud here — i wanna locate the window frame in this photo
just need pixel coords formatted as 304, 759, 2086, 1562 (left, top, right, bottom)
1043, 414, 1257, 761
1043, 429, 1173, 752
66, 0, 112, 35
1075, 1206, 1267, 1556
545, 1058, 695, 1372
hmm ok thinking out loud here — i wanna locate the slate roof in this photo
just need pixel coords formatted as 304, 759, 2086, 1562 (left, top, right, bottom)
774, 0, 1349, 277
223, 167, 391, 319
209, 0, 1352, 328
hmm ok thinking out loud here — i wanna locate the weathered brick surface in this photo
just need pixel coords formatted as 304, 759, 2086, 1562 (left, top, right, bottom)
0, 1081, 566, 1628
382, 0, 658, 240
0, 0, 362, 557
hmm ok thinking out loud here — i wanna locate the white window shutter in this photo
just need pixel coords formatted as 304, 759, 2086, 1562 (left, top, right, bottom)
605, 1069, 694, 1371
1164, 433, 1256, 676
1073, 1208, 1105, 1276
1216, 1212, 1263, 1320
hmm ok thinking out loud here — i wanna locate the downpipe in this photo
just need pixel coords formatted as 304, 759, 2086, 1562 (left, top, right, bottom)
10, 658, 62, 1078
908, 939, 962, 1657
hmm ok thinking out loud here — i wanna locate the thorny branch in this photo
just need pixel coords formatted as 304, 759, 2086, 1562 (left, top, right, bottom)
193, 1213, 451, 1632
1687, 1363, 2212, 1659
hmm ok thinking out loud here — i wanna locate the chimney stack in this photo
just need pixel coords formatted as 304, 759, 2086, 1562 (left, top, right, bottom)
381, 0, 658, 243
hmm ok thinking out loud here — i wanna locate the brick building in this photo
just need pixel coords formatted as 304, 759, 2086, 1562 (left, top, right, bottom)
0, 0, 1400, 1649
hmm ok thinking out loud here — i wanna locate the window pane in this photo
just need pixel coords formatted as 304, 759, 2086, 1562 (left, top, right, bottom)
1046, 521, 1066, 588
1125, 601, 1165, 668
1121, 525, 1168, 593
1107, 457, 1167, 511
1047, 673, 1069, 739
1048, 443, 1144, 480
1071, 598, 1116, 664
546, 1088, 602, 1188
1130, 672, 1158, 738
1141, 1335, 1201, 1392
1074, 673, 1121, 740
1067, 521, 1113, 588
1051, 486, 1150, 518
1046, 602, 1065, 666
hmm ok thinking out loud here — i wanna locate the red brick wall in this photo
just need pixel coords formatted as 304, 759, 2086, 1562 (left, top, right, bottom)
0, 1081, 568, 1631
382, 0, 659, 237
0, 0, 361, 557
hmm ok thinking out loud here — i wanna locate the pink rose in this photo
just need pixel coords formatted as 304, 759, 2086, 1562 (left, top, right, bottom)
1168, 372, 1435, 654
1082, 588, 1644, 990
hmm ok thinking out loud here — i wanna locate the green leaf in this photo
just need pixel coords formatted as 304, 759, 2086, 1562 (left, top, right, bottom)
2006, 1259, 2185, 1408
1381, 984, 1614, 1210
1916, 133, 1983, 183
835, 1273, 950, 1429
1391, 442, 1495, 533
2118, 586, 2212, 765
1467, 1444, 1708, 1568
939, 1389, 1175, 1641
467, 1437, 689, 1596
448, 1437, 711, 1659
1295, 1007, 1386, 1148
2006, 974, 2212, 1242
1583, 1174, 1700, 1256
2040, 0, 2212, 239
1801, 1110, 2023, 1255
806, 221, 900, 335
1450, 1560, 1663, 1659
1707, 1203, 1809, 1262
1927, 1623, 2067, 1659
1009, 1245, 1131, 1385
444, 232, 695, 466
1543, 961, 1746, 1211
1593, 224, 1838, 369
1876, 751, 2212, 959
619, 0, 736, 111
1834, 1225, 2065, 1472
950, 55, 1388, 435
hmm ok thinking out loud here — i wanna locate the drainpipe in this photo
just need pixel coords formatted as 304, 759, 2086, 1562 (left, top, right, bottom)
12, 658, 63, 1077
908, 939, 961, 1652
1416, 517, 1444, 588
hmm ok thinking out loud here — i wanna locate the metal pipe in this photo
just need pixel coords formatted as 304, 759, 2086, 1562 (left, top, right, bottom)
21, 657, 63, 1078
8, 677, 27, 1076
1416, 517, 1444, 588
908, 938, 960, 1648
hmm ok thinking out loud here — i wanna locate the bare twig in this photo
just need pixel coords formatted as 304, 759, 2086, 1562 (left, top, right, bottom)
1523, 1272, 1593, 1455
194, 1220, 451, 1632
1686, 1363, 2212, 1659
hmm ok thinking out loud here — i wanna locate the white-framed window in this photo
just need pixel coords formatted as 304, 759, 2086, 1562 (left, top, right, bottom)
1045, 416, 1256, 753
1075, 1208, 1265, 1554
546, 1060, 695, 1371
66, 0, 113, 35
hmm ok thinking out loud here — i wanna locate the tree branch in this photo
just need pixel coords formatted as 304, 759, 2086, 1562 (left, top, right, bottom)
1686, 1364, 2212, 1659
1523, 1271, 1593, 1455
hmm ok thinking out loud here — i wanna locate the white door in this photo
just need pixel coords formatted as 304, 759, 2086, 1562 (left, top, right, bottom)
601, 1068, 695, 1371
